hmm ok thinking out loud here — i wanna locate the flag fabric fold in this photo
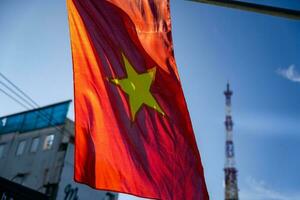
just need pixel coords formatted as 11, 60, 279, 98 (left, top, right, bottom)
67, 0, 209, 199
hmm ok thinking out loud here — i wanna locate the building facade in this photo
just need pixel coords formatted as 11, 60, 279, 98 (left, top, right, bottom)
0, 101, 118, 200
0, 176, 48, 200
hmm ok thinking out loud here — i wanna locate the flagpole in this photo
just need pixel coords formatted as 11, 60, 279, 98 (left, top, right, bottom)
186, 0, 300, 20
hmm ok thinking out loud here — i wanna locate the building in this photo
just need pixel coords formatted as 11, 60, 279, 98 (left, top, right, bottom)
0, 100, 118, 200
224, 83, 239, 200
0, 176, 48, 200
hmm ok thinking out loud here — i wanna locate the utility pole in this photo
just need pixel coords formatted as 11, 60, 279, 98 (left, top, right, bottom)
187, 0, 300, 20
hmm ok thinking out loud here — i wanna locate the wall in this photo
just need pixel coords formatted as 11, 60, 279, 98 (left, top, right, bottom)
56, 143, 118, 200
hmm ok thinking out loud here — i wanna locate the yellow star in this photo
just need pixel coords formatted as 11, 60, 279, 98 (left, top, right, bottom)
110, 54, 165, 121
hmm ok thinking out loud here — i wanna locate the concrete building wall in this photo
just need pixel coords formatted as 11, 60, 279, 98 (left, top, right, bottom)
0, 125, 67, 197
0, 102, 118, 200
56, 143, 118, 200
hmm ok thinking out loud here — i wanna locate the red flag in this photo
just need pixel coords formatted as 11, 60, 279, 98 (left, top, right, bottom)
67, 0, 208, 199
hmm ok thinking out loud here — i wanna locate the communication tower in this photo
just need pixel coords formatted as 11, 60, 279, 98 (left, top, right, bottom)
224, 83, 239, 200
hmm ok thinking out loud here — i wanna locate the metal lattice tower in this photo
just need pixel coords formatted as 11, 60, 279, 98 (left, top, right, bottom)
224, 82, 239, 200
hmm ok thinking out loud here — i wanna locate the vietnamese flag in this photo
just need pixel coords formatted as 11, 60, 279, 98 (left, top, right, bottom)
67, 0, 208, 199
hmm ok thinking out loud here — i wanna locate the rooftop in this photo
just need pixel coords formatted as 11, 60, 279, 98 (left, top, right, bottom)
0, 100, 71, 135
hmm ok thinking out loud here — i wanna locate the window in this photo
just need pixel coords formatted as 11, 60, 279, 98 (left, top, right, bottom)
58, 143, 68, 151
104, 193, 116, 200
16, 140, 26, 156
43, 134, 54, 150
0, 144, 5, 158
30, 137, 40, 153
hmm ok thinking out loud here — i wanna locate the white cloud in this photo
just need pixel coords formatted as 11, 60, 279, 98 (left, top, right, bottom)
240, 177, 300, 200
277, 65, 300, 82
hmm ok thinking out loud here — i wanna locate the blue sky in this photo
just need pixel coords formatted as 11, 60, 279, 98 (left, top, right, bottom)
1, 0, 300, 200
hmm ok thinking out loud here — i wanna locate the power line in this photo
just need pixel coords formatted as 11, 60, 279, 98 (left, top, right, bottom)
0, 73, 73, 136
0, 88, 30, 110
0, 72, 39, 107
0, 81, 73, 136
0, 80, 36, 109
187, 0, 300, 20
